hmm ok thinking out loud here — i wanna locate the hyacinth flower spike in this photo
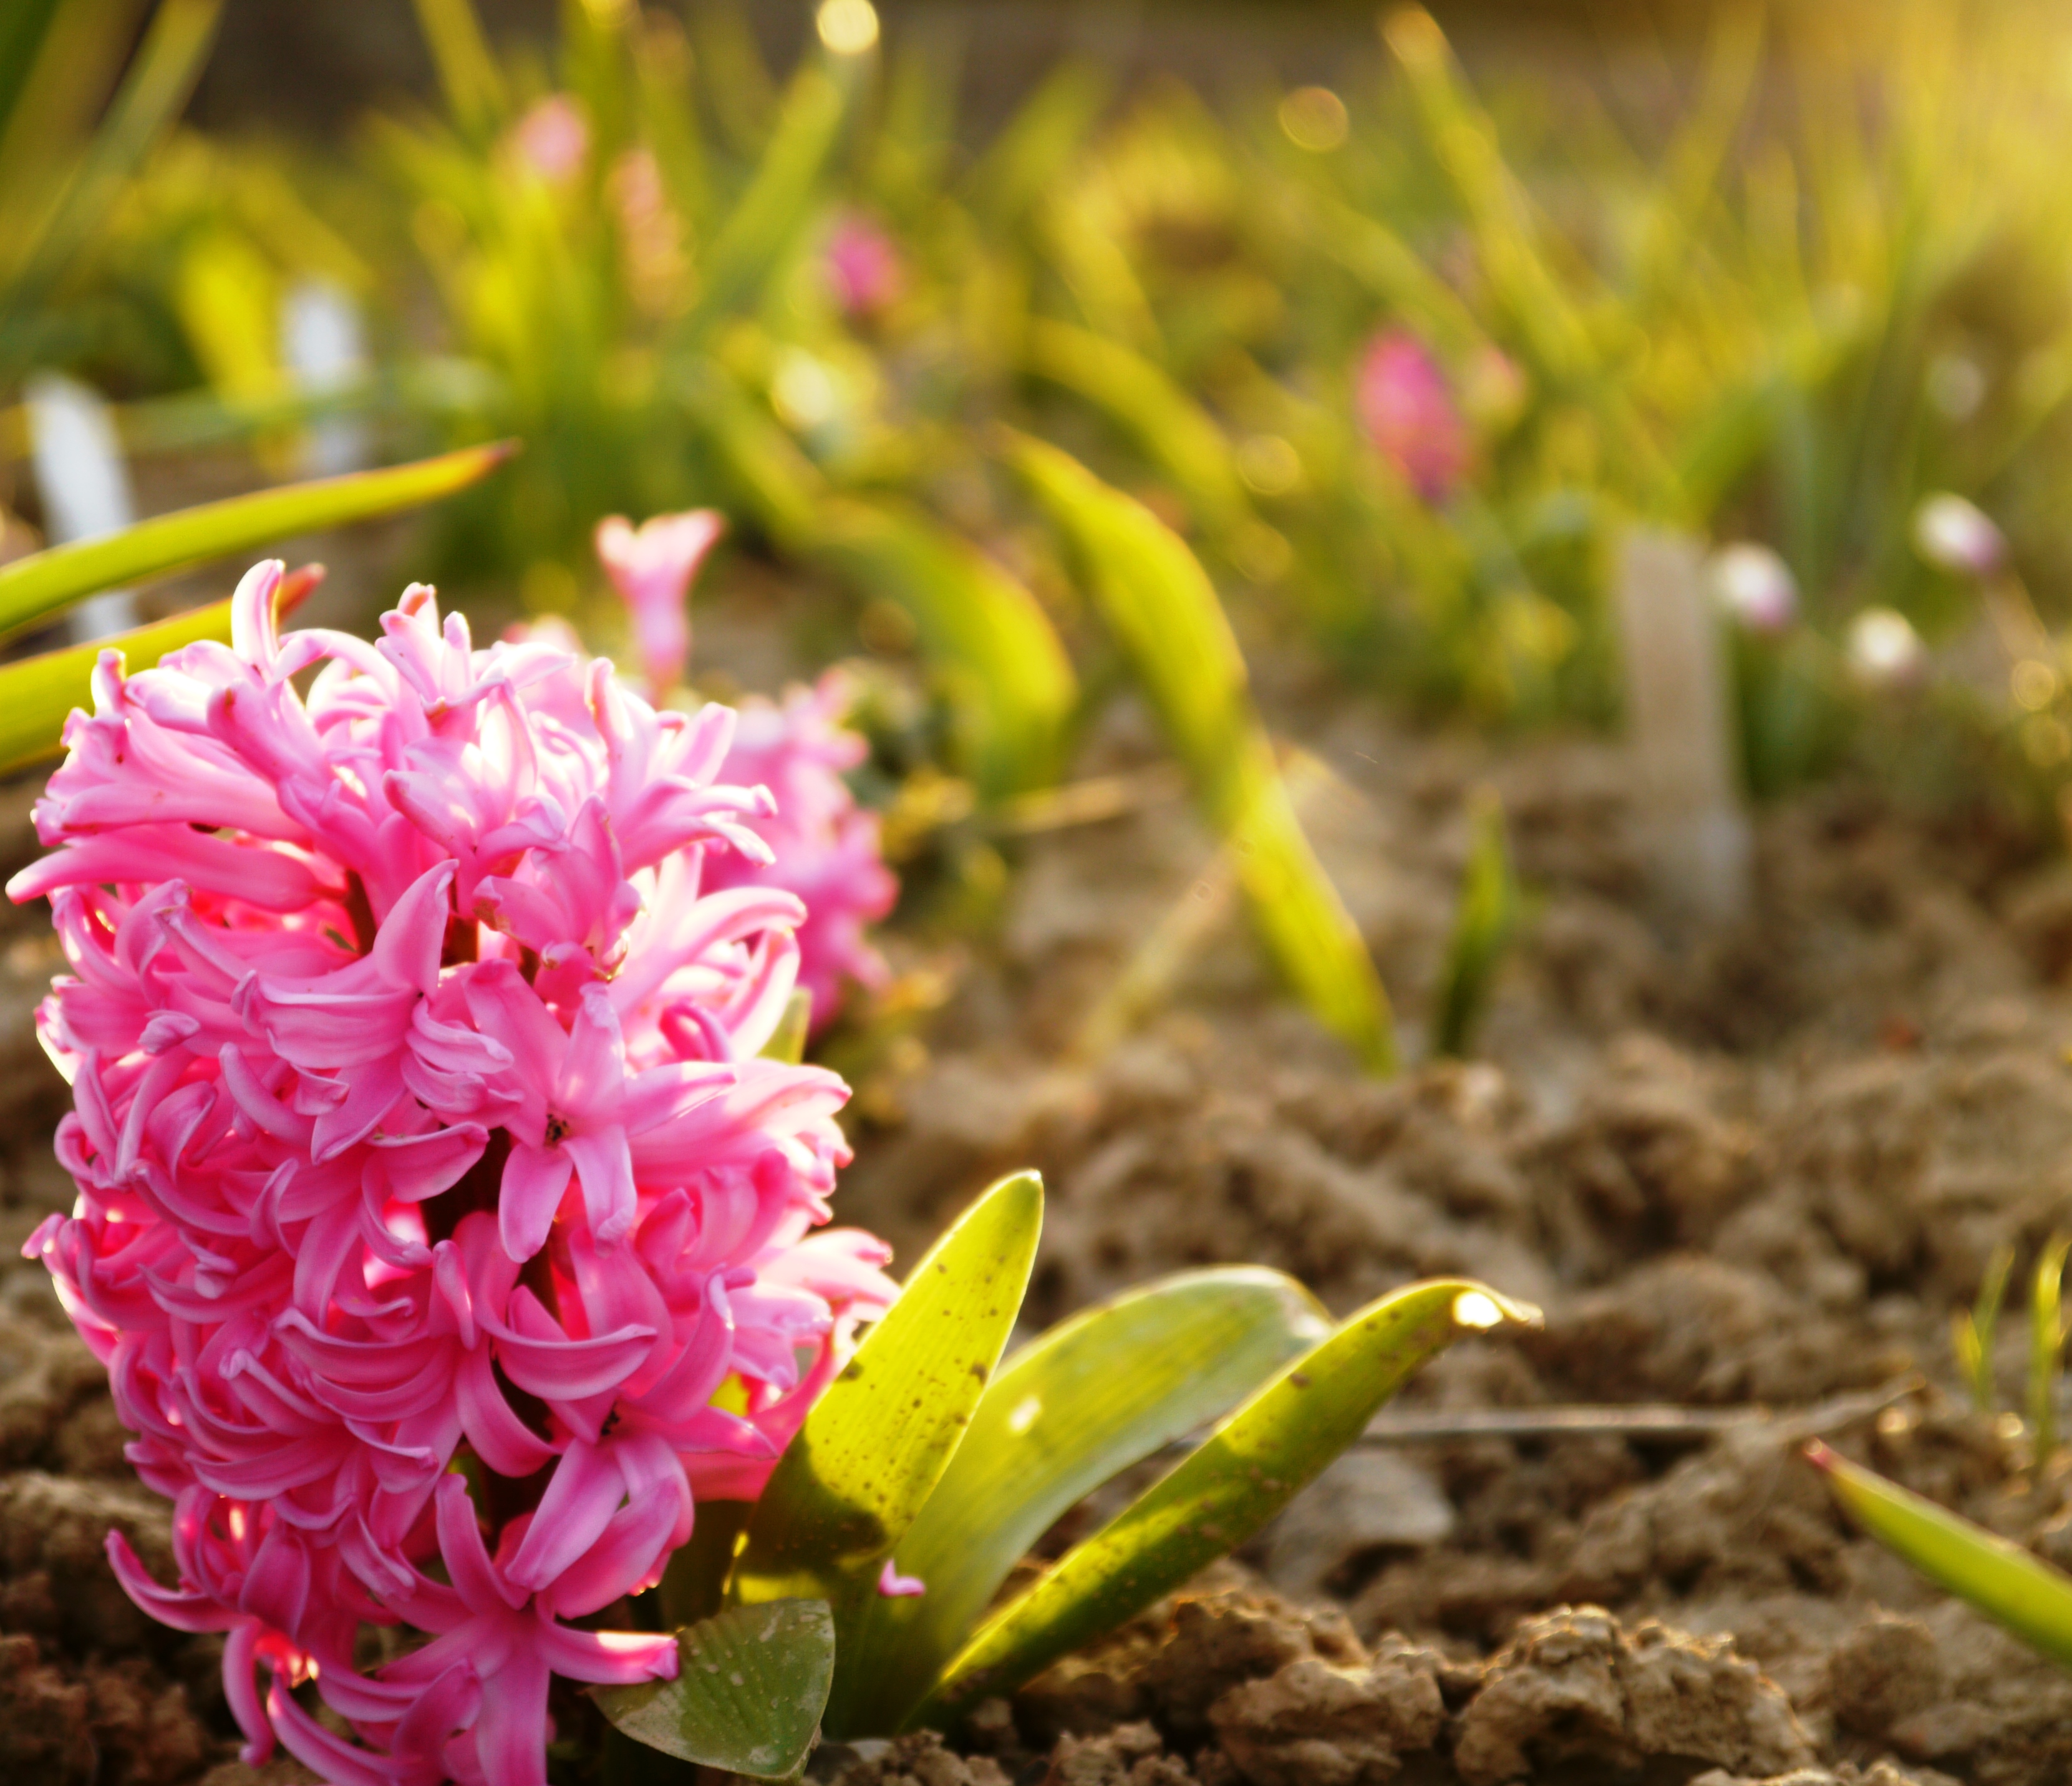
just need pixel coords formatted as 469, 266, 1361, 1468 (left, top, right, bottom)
12, 561, 896, 1786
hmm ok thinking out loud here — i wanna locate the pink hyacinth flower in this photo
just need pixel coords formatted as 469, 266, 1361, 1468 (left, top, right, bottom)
595, 509, 727, 699
511, 94, 589, 185
13, 558, 896, 1786
705, 676, 896, 1032
825, 211, 903, 318
1355, 327, 1473, 506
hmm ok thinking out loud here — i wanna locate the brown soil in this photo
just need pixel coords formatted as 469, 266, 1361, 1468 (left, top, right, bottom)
9, 671, 2072, 1782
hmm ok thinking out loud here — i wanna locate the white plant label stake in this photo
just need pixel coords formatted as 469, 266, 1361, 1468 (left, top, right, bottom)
1615, 527, 1751, 929
282, 278, 369, 478
26, 372, 139, 642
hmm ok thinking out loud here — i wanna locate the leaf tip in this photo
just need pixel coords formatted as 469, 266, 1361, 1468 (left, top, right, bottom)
1802, 1438, 1839, 1473
1451, 1285, 1539, 1332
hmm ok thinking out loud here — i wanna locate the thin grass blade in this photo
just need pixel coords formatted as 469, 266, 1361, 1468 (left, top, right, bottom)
1807, 1440, 2072, 1670
915, 1278, 1539, 1724
0, 441, 513, 643
1005, 430, 1394, 1070
732, 1173, 1043, 1735
841, 1266, 1331, 1730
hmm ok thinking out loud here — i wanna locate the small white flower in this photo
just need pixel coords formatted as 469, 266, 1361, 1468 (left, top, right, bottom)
1912, 493, 2005, 580
1846, 606, 1927, 688
1708, 543, 1797, 636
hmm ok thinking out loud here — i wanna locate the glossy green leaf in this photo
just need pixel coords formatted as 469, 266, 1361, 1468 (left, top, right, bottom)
1005, 430, 1395, 1072
1433, 785, 1521, 1059
0, 563, 322, 777
916, 1277, 1539, 1724
840, 1266, 1330, 1734
591, 1599, 835, 1779
732, 1172, 1043, 1735
810, 498, 1076, 800
1809, 1440, 2072, 1671
0, 441, 513, 644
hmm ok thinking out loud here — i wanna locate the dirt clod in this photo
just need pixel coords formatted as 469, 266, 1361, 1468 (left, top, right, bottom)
1451, 1606, 1816, 1785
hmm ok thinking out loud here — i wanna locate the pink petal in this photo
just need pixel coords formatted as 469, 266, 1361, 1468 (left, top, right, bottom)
878, 1558, 926, 1598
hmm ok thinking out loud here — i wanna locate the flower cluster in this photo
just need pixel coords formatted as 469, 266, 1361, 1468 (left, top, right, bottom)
12, 563, 896, 1786
596, 511, 896, 1031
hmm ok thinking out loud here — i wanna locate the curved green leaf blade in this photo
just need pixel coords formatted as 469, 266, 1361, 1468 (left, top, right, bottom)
1005, 430, 1394, 1071
733, 1172, 1043, 1735
1808, 1440, 2072, 1670
0, 561, 324, 777
810, 498, 1076, 800
0, 440, 514, 643
1022, 320, 1250, 539
841, 1266, 1330, 1732
591, 1599, 835, 1780
916, 1277, 1540, 1725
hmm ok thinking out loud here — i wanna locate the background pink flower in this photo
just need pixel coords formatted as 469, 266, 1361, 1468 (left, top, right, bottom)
1355, 326, 1473, 506
825, 211, 904, 318
594, 509, 727, 698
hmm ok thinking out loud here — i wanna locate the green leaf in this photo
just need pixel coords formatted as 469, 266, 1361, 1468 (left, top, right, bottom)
0, 563, 321, 777
915, 1277, 1539, 1725
962, 61, 1110, 227
1021, 320, 1250, 538
1808, 1440, 2072, 1671
809, 498, 1077, 800
1432, 785, 1521, 1059
591, 1599, 835, 1780
732, 1172, 1044, 1735
0, 0, 223, 379
410, 0, 507, 137
838, 1266, 1330, 1734
1005, 430, 1395, 1072
0, 441, 513, 644
680, 60, 849, 340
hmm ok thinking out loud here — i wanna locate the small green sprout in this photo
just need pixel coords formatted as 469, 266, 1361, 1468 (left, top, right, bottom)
1433, 784, 1521, 1059
1953, 1241, 2014, 1414
2032, 1235, 2071, 1460
593, 1171, 1538, 1771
